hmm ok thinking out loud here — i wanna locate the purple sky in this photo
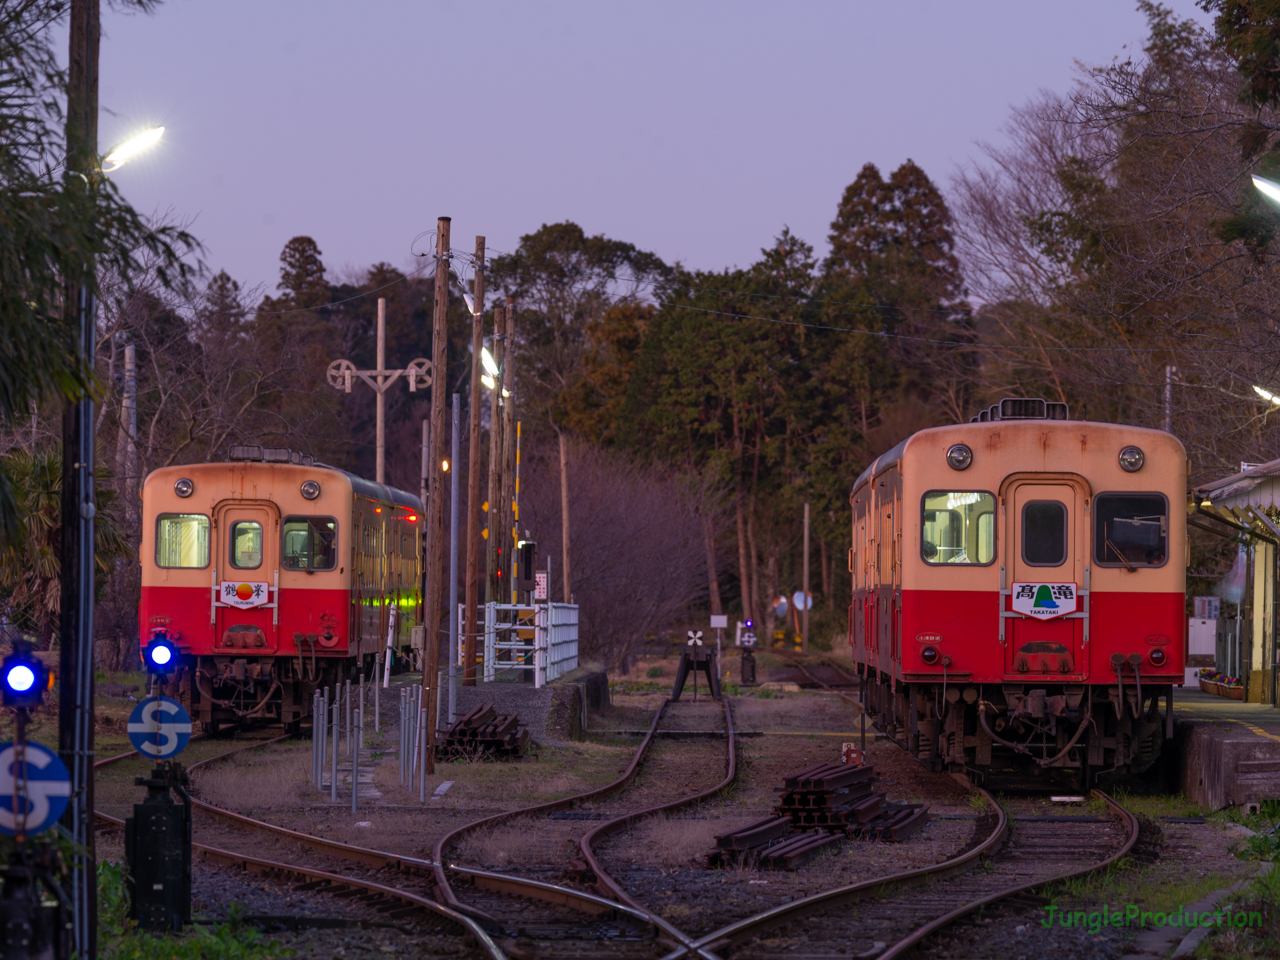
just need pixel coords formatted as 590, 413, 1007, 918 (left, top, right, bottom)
94, 1, 1212, 294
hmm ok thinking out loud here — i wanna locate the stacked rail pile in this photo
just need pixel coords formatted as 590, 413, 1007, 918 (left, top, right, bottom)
435, 703, 531, 760
776, 762, 881, 829
708, 760, 931, 869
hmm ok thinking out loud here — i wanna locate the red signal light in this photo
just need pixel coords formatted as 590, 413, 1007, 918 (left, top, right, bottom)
374, 507, 382, 513
407, 514, 417, 522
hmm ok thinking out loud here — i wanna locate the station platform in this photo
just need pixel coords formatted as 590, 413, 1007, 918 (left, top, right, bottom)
1173, 687, 1280, 810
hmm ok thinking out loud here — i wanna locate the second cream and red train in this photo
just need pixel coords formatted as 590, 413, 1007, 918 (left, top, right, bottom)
849, 399, 1185, 783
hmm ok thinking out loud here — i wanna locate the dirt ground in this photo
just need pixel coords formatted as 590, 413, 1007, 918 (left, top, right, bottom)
91, 650, 1271, 958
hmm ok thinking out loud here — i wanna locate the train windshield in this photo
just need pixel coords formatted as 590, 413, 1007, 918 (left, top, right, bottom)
156, 513, 209, 568
229, 521, 263, 568
282, 516, 338, 571
922, 491, 995, 565
1094, 493, 1168, 567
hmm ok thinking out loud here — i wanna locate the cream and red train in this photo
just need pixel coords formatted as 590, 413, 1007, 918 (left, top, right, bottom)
138, 446, 422, 731
850, 399, 1185, 784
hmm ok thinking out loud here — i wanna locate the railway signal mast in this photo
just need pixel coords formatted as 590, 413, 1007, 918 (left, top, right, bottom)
326, 298, 432, 484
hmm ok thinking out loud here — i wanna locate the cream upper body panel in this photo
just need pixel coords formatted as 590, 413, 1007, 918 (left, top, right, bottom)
853, 421, 1187, 595
140, 463, 355, 589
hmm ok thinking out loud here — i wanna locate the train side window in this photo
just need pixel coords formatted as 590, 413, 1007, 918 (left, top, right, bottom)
156, 513, 209, 568
921, 491, 996, 565
282, 517, 338, 571
229, 521, 263, 569
1094, 493, 1168, 568
1022, 501, 1066, 566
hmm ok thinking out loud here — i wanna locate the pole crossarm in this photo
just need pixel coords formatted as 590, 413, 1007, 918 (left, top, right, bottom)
326, 358, 432, 394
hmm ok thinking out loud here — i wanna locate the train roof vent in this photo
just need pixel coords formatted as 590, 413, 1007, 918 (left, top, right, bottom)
1000, 397, 1047, 419
228, 444, 263, 461
289, 451, 314, 467
967, 398, 1070, 423
262, 447, 292, 462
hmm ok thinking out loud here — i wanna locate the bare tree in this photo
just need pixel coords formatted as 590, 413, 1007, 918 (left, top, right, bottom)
518, 436, 714, 670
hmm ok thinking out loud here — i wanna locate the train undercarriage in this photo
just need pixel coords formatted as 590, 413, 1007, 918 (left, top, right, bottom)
861, 672, 1174, 786
154, 654, 388, 734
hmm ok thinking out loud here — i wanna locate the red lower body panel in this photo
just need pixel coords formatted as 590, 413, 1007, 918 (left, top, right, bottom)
851, 589, 1185, 685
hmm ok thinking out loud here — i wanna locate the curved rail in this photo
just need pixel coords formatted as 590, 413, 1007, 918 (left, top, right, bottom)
660, 786, 1137, 960
875, 788, 1139, 960
93, 735, 506, 959
659, 782, 1008, 960
580, 695, 737, 912
430, 697, 671, 917
100, 707, 698, 949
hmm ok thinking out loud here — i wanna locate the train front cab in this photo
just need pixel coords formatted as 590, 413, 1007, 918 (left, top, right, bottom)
140, 460, 421, 732
850, 419, 1186, 785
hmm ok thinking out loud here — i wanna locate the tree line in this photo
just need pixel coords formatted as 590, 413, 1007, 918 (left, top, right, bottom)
6, 1, 1280, 665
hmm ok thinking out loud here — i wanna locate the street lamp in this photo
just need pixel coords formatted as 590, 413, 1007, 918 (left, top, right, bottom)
102, 126, 164, 172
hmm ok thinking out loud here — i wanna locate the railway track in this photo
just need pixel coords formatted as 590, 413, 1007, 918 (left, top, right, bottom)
93, 736, 505, 960
95, 698, 738, 959
94, 680, 1139, 960
652, 788, 1135, 960
433, 696, 737, 959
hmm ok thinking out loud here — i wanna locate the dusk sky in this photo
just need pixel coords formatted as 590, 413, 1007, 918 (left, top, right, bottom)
93, 1, 1212, 295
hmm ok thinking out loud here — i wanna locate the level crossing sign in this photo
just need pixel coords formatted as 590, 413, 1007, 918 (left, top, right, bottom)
128, 696, 193, 759
687, 631, 703, 645
0, 741, 71, 836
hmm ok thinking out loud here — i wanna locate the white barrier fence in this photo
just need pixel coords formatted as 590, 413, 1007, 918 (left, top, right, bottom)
456, 602, 579, 688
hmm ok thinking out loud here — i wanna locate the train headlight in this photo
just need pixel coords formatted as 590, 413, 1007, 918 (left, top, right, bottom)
1149, 647, 1167, 667
174, 478, 194, 498
301, 480, 321, 500
946, 444, 972, 470
920, 646, 940, 665
1118, 446, 1145, 472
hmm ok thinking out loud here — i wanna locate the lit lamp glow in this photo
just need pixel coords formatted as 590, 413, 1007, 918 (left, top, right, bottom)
102, 126, 165, 172
1254, 384, 1280, 406
1254, 174, 1280, 206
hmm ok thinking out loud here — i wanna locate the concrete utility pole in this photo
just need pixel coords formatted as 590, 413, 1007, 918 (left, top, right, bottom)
1164, 364, 1177, 434
61, 1, 100, 954
422, 217, 451, 775
559, 430, 571, 603
326, 298, 431, 484
115, 343, 137, 530
802, 502, 811, 653
464, 238, 485, 684
485, 306, 506, 605
501, 296, 518, 602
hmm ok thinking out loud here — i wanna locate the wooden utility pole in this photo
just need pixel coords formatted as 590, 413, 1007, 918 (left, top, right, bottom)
501, 295, 517, 602
485, 306, 505, 605
559, 430, 571, 603
802, 501, 810, 652
62, 2, 100, 955
421, 217, 450, 774
464, 238, 485, 684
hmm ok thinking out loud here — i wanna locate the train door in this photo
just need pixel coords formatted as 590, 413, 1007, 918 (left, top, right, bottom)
213, 501, 280, 653
1003, 479, 1087, 678
877, 479, 895, 677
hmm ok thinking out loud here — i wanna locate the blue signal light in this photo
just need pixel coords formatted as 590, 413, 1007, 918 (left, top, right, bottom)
5, 664, 34, 693
1, 640, 46, 708
144, 635, 178, 674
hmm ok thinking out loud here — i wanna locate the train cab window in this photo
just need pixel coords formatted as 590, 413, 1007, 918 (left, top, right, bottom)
155, 513, 209, 568
921, 491, 995, 565
229, 521, 263, 569
1022, 501, 1067, 566
283, 517, 338, 571
1094, 493, 1168, 567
